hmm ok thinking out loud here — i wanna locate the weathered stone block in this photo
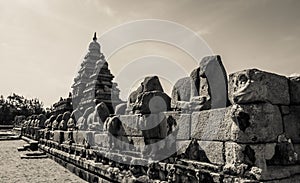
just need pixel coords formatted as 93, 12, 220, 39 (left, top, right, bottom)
199, 55, 228, 109
191, 108, 230, 141
164, 112, 191, 140
289, 76, 300, 104
63, 131, 73, 142
198, 141, 224, 165
94, 132, 109, 147
280, 105, 290, 115
283, 106, 300, 143
53, 130, 64, 143
134, 91, 171, 114
229, 103, 283, 143
119, 115, 142, 136
171, 77, 192, 103
129, 137, 145, 152
192, 103, 283, 143
229, 69, 290, 105
114, 103, 127, 115
175, 140, 224, 165
73, 131, 87, 145
139, 113, 167, 139
224, 142, 276, 175
260, 165, 300, 181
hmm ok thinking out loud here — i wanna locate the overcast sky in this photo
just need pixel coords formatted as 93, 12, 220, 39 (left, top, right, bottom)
0, 0, 299, 107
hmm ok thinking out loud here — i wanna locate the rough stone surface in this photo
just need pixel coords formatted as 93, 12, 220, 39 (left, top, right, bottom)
283, 106, 300, 143
163, 112, 191, 140
190, 67, 201, 97
114, 103, 127, 115
94, 132, 109, 147
267, 134, 298, 165
229, 103, 283, 143
289, 76, 300, 104
88, 102, 110, 131
192, 103, 283, 143
198, 141, 224, 165
129, 137, 145, 152
59, 112, 70, 131
119, 115, 142, 136
133, 91, 171, 114
52, 114, 63, 130
199, 55, 228, 109
52, 130, 64, 143
139, 113, 168, 139
175, 140, 224, 165
171, 77, 192, 109
229, 69, 290, 105
73, 131, 87, 145
224, 142, 276, 177
128, 76, 163, 107
142, 76, 164, 92
191, 108, 230, 141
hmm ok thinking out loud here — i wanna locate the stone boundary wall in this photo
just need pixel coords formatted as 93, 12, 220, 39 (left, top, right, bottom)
21, 68, 300, 183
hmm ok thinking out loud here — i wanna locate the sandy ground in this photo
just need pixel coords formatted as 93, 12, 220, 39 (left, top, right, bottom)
0, 139, 87, 183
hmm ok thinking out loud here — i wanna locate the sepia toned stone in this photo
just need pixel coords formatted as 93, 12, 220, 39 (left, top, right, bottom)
163, 112, 191, 140
191, 103, 283, 143
133, 91, 171, 114
197, 140, 225, 165
283, 106, 300, 143
88, 102, 110, 131
229, 69, 290, 105
114, 103, 127, 115
119, 115, 142, 136
59, 111, 70, 131
191, 108, 230, 141
198, 55, 228, 109
229, 103, 283, 143
224, 142, 276, 175
289, 76, 300, 104
171, 77, 192, 109
142, 76, 164, 92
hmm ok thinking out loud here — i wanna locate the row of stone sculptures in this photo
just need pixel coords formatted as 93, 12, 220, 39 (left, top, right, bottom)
22, 55, 228, 135
20, 101, 111, 132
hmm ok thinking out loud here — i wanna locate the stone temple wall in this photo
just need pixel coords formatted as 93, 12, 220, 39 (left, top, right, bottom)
20, 56, 300, 183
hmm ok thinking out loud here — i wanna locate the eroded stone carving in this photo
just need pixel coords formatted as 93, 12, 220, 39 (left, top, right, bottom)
67, 110, 78, 131
172, 55, 228, 112
128, 76, 171, 115
76, 107, 94, 130
52, 114, 63, 130
229, 69, 290, 105
59, 111, 70, 131
88, 102, 110, 131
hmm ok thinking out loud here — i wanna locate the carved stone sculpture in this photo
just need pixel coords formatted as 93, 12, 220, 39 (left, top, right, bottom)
52, 114, 63, 130
76, 107, 94, 130
128, 76, 171, 115
37, 114, 47, 128
88, 102, 110, 131
67, 110, 78, 131
59, 111, 71, 131
229, 69, 289, 105
171, 55, 228, 112
45, 115, 56, 130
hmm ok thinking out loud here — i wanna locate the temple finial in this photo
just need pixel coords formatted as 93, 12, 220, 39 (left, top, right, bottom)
93, 32, 97, 41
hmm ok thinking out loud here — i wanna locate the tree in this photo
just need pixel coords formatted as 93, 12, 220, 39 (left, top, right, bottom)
0, 93, 45, 125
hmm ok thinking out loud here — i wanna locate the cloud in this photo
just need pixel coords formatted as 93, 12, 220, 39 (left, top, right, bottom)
103, 6, 115, 17
196, 29, 211, 36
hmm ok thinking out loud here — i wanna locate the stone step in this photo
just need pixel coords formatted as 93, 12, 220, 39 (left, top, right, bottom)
20, 155, 48, 159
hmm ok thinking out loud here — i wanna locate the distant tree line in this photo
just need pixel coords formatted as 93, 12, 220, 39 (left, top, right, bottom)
0, 93, 45, 125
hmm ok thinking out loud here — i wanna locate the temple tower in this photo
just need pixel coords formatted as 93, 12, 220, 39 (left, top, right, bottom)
71, 33, 122, 113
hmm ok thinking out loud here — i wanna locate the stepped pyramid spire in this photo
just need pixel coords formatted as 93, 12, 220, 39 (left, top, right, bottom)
71, 33, 122, 113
